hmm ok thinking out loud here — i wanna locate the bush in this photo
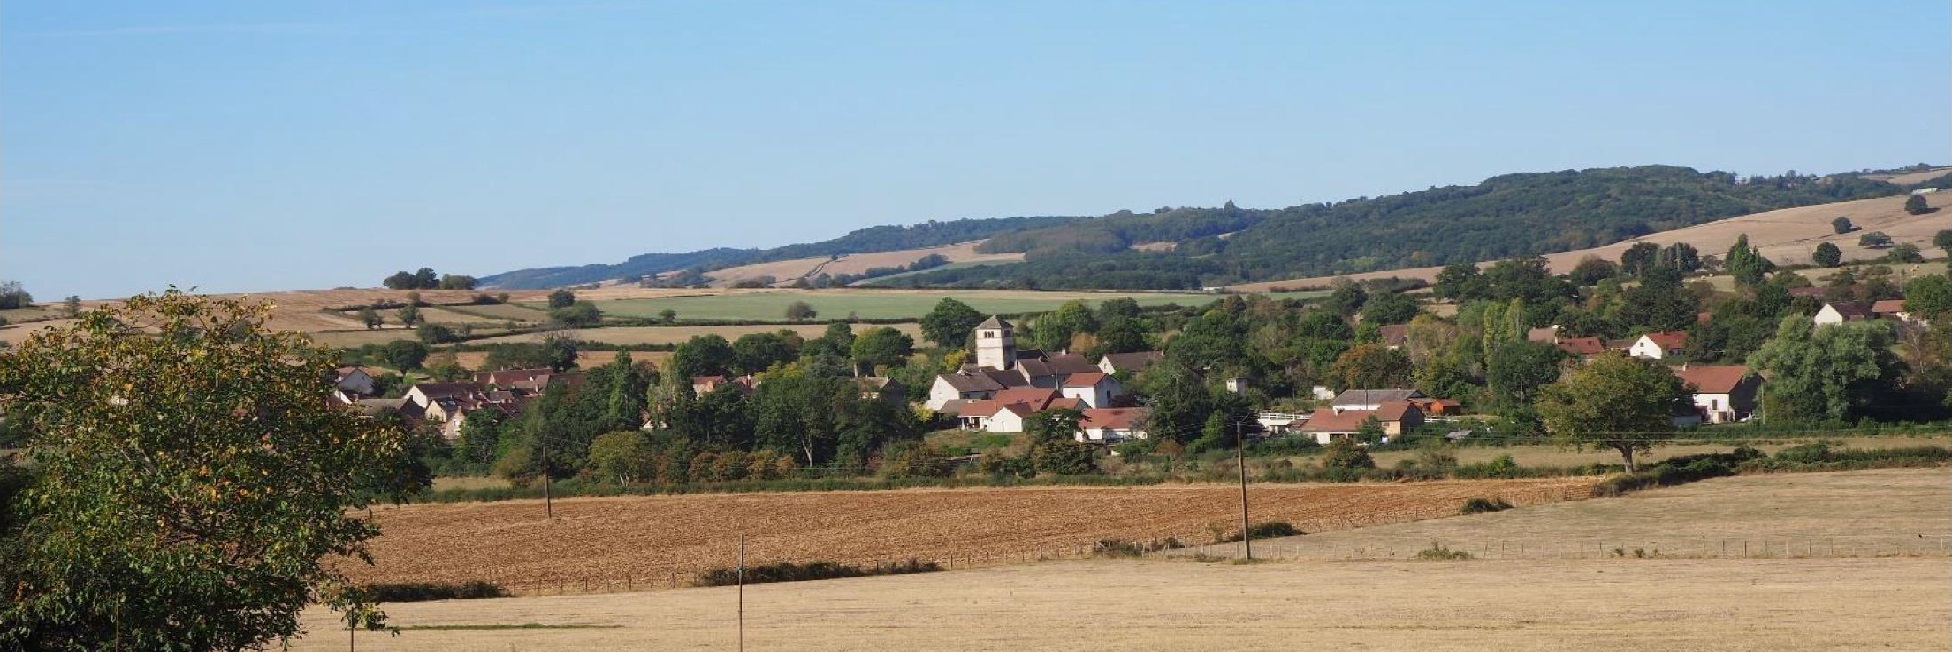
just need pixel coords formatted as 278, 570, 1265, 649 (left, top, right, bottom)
364, 581, 508, 602
1319, 438, 1375, 470
1089, 537, 1182, 557
693, 559, 940, 587
1414, 543, 1473, 561
1458, 497, 1514, 514
1215, 521, 1300, 543
1453, 454, 1522, 479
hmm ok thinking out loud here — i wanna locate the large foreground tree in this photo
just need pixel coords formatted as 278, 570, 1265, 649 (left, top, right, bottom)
1535, 353, 1691, 471
0, 292, 414, 650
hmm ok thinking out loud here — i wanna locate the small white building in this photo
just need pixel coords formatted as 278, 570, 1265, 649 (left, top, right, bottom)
1671, 364, 1762, 424
1078, 408, 1149, 443
1059, 372, 1120, 409
1813, 302, 1874, 327
1628, 331, 1687, 360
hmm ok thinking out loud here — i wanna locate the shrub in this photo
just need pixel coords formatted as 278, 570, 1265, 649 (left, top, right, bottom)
1414, 543, 1473, 561
1319, 438, 1375, 470
1215, 521, 1300, 543
693, 559, 940, 587
364, 581, 508, 603
1453, 454, 1522, 479
1458, 497, 1514, 514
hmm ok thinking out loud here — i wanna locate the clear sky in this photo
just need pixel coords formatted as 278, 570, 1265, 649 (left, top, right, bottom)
4, 1, 1947, 299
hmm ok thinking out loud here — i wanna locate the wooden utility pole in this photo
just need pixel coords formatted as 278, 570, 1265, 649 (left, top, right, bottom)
738, 535, 747, 652
1236, 420, 1252, 560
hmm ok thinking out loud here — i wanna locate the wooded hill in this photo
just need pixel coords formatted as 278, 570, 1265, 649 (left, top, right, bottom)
484, 165, 1949, 291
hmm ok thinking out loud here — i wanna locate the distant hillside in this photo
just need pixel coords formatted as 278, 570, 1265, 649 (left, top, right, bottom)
482, 164, 1944, 290
479, 215, 1082, 289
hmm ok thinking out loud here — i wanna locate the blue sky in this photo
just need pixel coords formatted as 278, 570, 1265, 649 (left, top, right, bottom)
4, 1, 1947, 298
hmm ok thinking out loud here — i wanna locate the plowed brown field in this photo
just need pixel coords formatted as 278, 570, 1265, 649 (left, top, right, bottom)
345, 478, 1595, 588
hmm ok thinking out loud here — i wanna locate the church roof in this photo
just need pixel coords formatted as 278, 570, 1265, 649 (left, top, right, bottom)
977, 315, 1011, 330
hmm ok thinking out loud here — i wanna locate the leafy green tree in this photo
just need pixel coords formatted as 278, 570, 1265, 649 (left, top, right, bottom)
1617, 265, 1698, 332
1032, 300, 1099, 352
1485, 340, 1565, 406
919, 297, 984, 348
546, 289, 577, 309
586, 431, 653, 484
549, 301, 602, 327
1324, 343, 1413, 392
1903, 274, 1952, 319
540, 334, 581, 372
1096, 318, 1149, 355
417, 322, 461, 344
1749, 316, 1897, 422
438, 274, 478, 290
1886, 242, 1924, 263
1320, 437, 1375, 470
658, 308, 678, 323
1359, 292, 1419, 325
672, 334, 736, 378
1619, 242, 1660, 276
1812, 241, 1843, 267
1535, 353, 1690, 471
1725, 234, 1774, 287
784, 300, 818, 321
1904, 194, 1930, 215
359, 306, 383, 329
850, 326, 914, 372
60, 295, 81, 318
0, 280, 33, 309
396, 304, 421, 329
0, 292, 410, 649
1096, 297, 1143, 323
1831, 216, 1855, 234
1433, 263, 1488, 301
1567, 256, 1619, 286
1325, 283, 1367, 317
1657, 242, 1702, 273
1025, 408, 1094, 475
731, 331, 797, 375
1857, 231, 1892, 248
380, 339, 430, 371
1934, 229, 1952, 259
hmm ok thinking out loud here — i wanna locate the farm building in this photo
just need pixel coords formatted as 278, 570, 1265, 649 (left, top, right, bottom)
1628, 331, 1688, 360
1295, 401, 1425, 444
1078, 407, 1149, 443
1329, 388, 1424, 411
1671, 364, 1762, 425
1813, 302, 1874, 326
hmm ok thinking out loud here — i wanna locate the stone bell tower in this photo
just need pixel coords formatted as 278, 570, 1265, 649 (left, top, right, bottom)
973, 315, 1016, 370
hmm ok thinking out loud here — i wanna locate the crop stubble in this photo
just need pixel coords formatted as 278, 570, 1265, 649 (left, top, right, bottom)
344, 478, 1595, 587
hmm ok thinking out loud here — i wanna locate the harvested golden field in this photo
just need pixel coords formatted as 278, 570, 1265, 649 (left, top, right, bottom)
1232, 193, 1950, 290
448, 350, 668, 371
343, 478, 1594, 588
470, 322, 922, 346
296, 557, 1951, 652
1864, 166, 1952, 185
700, 241, 1024, 287
1365, 436, 1949, 469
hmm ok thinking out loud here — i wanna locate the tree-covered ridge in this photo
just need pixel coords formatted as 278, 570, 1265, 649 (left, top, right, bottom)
480, 215, 1086, 289
915, 166, 1906, 289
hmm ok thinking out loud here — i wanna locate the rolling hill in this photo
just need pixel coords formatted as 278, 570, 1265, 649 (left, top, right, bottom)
480, 164, 1949, 291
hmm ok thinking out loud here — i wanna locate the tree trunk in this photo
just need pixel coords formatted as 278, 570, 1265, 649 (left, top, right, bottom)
1618, 446, 1637, 473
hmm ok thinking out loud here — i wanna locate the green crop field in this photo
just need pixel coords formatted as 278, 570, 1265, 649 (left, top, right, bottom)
557, 290, 1235, 322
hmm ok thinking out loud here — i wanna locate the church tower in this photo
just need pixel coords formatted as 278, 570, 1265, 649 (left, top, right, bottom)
973, 315, 1016, 370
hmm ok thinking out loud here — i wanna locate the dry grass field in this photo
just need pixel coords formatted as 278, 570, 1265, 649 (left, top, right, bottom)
341, 478, 1596, 588
295, 469, 1952, 652
1365, 435, 1948, 469
1864, 166, 1952, 185
469, 322, 923, 346
700, 242, 1024, 287
448, 350, 668, 371
1231, 192, 1950, 290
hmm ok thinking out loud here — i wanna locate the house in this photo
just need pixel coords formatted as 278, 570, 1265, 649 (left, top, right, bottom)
1329, 388, 1424, 411
1408, 397, 1461, 417
1670, 364, 1762, 425
1813, 302, 1874, 326
1059, 372, 1120, 409
692, 375, 756, 396
954, 388, 1084, 433
1078, 407, 1149, 443
1870, 299, 1917, 323
1294, 401, 1425, 444
1378, 324, 1409, 350
1097, 351, 1165, 375
954, 400, 1001, 430
404, 382, 482, 414
1526, 326, 1560, 344
927, 368, 1008, 410
1555, 337, 1606, 357
334, 366, 377, 402
856, 376, 905, 402
1628, 331, 1688, 360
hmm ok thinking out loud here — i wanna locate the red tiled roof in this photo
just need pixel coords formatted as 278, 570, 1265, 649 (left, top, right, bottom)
1671, 365, 1753, 394
1379, 324, 1409, 346
1081, 407, 1148, 430
1373, 401, 1422, 422
1061, 372, 1109, 388
991, 388, 1062, 408
1047, 397, 1087, 411
1825, 302, 1874, 319
1297, 408, 1374, 433
957, 400, 1000, 417
1870, 299, 1906, 314
1556, 337, 1605, 356
1641, 331, 1687, 350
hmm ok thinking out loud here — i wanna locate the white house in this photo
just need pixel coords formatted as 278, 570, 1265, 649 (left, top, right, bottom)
1059, 372, 1119, 409
1627, 331, 1687, 360
1672, 364, 1762, 424
926, 369, 1009, 411
333, 366, 377, 403
1813, 302, 1874, 327
1078, 407, 1149, 443
1097, 351, 1164, 375
986, 404, 1034, 433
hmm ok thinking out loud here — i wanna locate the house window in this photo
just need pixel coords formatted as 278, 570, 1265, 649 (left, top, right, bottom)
982, 331, 994, 339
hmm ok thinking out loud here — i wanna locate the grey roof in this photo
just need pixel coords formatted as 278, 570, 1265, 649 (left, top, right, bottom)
1099, 351, 1165, 373
938, 371, 1007, 393
977, 315, 1011, 330
1329, 388, 1425, 406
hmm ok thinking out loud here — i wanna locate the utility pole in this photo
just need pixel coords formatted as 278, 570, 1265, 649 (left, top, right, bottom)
1236, 419, 1252, 560
541, 428, 555, 519
738, 534, 747, 652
